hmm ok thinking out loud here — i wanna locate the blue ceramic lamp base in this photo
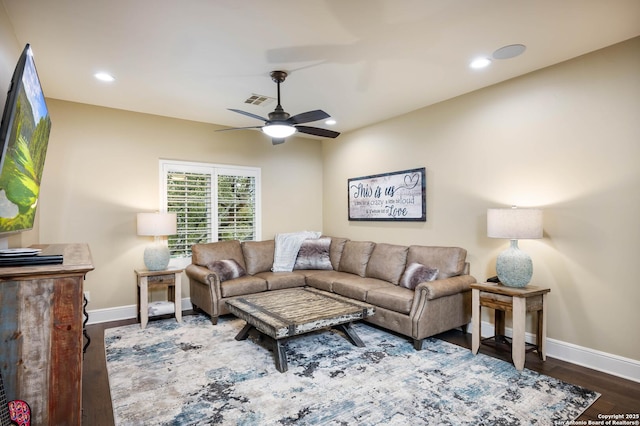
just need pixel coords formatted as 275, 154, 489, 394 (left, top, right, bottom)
144, 243, 170, 271
496, 240, 533, 288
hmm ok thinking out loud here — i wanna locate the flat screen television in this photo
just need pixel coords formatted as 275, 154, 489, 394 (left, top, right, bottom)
0, 44, 51, 237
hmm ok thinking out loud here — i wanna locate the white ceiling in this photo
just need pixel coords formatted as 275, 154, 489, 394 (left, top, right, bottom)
3, 0, 640, 138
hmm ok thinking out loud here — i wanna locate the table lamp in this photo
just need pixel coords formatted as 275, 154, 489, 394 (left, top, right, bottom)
137, 212, 177, 271
487, 206, 543, 287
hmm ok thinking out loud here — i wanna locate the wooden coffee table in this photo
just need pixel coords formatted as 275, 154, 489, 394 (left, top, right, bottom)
225, 287, 375, 372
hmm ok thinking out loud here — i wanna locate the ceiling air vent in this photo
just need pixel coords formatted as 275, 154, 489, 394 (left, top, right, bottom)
244, 94, 275, 107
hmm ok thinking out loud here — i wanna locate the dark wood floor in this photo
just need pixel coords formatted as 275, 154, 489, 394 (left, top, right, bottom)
82, 313, 640, 425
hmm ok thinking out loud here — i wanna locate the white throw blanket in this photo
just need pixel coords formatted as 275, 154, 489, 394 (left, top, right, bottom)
272, 231, 321, 272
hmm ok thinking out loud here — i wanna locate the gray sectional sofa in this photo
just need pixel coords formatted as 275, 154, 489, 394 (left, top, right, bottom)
185, 236, 476, 349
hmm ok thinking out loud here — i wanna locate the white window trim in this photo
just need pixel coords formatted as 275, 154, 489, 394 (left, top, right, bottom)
159, 159, 261, 268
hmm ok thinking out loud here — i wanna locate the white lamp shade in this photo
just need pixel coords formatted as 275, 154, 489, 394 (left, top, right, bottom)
262, 124, 296, 138
137, 212, 177, 236
487, 208, 543, 240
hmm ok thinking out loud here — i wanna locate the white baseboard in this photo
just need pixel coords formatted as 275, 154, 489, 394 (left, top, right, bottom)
87, 301, 639, 384
470, 321, 640, 384
86, 298, 194, 325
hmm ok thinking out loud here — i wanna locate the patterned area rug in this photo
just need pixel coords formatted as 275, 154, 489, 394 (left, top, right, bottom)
105, 315, 599, 425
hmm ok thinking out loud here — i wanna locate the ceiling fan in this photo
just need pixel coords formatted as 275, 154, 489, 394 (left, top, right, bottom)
219, 70, 340, 145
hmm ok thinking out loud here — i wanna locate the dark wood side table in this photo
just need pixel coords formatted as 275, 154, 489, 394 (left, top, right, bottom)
135, 268, 184, 329
471, 282, 551, 371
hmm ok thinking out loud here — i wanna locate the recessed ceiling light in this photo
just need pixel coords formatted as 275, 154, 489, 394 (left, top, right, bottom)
493, 44, 526, 60
325, 119, 336, 125
94, 72, 115, 82
470, 58, 492, 69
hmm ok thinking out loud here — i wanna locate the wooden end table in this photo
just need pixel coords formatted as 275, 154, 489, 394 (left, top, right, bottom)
471, 282, 550, 371
135, 268, 184, 329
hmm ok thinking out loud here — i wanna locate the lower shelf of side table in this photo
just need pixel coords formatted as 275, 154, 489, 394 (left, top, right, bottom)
135, 268, 184, 329
480, 335, 541, 357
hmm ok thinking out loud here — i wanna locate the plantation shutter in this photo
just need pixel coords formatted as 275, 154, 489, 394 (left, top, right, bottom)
166, 170, 212, 258
217, 173, 256, 241
161, 160, 261, 261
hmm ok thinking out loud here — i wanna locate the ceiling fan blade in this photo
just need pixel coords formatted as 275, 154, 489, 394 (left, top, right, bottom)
216, 126, 262, 132
272, 138, 286, 145
295, 125, 340, 139
228, 108, 268, 122
288, 110, 330, 125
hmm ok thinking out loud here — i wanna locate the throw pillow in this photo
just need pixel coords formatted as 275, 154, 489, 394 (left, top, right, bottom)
272, 231, 322, 272
294, 237, 333, 270
205, 259, 247, 282
399, 262, 439, 290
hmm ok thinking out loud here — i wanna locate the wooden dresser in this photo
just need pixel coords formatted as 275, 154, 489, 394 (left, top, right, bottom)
0, 243, 93, 426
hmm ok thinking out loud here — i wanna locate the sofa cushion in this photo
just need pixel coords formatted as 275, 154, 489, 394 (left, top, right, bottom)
254, 271, 306, 290
399, 262, 439, 290
241, 240, 275, 274
365, 243, 408, 284
219, 276, 268, 298
406, 246, 467, 279
205, 259, 247, 282
293, 237, 333, 270
366, 285, 414, 314
332, 276, 389, 301
338, 241, 375, 277
192, 240, 246, 271
327, 237, 349, 270
305, 270, 354, 292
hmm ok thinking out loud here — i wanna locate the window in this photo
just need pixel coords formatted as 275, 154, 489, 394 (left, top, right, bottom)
160, 160, 261, 260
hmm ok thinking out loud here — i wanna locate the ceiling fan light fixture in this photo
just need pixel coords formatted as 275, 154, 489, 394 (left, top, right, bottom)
262, 123, 296, 138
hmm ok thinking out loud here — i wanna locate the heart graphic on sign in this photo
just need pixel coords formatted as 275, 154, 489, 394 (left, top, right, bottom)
404, 173, 419, 189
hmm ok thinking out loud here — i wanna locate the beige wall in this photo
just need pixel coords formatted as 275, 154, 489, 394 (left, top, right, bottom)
38, 101, 324, 310
322, 37, 640, 361
0, 9, 18, 94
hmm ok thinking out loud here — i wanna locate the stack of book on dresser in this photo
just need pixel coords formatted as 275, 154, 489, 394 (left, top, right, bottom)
0, 247, 63, 266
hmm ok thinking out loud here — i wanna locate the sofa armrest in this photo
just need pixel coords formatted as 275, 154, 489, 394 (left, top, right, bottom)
186, 264, 225, 323
185, 263, 220, 285
409, 274, 476, 344
415, 274, 476, 300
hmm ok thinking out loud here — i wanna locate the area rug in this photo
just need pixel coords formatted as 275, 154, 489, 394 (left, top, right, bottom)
105, 315, 599, 425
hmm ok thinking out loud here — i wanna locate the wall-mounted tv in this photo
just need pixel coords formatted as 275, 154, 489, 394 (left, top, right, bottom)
0, 44, 51, 236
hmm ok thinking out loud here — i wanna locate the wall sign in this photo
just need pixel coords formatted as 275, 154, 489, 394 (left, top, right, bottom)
347, 167, 426, 221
